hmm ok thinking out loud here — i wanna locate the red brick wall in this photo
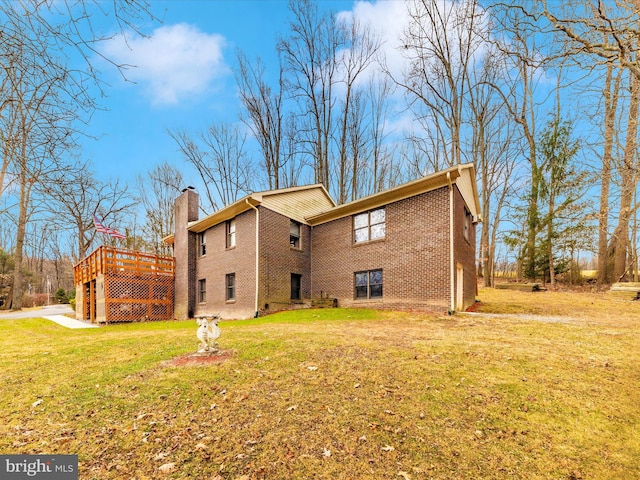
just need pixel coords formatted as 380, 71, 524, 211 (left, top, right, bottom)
195, 209, 257, 319
190, 184, 477, 318
453, 186, 477, 310
258, 208, 311, 312
311, 187, 452, 312
194, 206, 313, 318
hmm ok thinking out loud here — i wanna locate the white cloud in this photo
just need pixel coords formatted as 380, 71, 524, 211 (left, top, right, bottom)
338, 0, 411, 80
103, 23, 229, 106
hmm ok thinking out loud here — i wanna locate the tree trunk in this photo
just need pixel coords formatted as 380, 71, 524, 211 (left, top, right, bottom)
11, 168, 29, 310
612, 73, 640, 281
547, 193, 556, 289
597, 63, 620, 285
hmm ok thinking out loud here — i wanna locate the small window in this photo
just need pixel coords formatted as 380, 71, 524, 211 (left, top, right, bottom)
354, 208, 385, 243
290, 220, 301, 248
226, 219, 236, 248
354, 269, 383, 299
198, 279, 206, 303
291, 273, 302, 300
464, 208, 472, 242
199, 232, 207, 256
226, 273, 235, 301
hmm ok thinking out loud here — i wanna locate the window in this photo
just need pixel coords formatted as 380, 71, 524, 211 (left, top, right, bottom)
198, 279, 206, 303
226, 219, 236, 248
290, 220, 301, 248
354, 208, 385, 243
354, 269, 383, 299
226, 273, 235, 301
464, 208, 472, 242
291, 273, 302, 300
199, 232, 206, 256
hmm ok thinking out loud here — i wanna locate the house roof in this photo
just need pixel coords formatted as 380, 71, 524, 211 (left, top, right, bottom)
186, 183, 336, 233
163, 163, 480, 245
305, 163, 480, 225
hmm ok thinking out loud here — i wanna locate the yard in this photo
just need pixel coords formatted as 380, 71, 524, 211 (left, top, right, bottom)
0, 288, 638, 479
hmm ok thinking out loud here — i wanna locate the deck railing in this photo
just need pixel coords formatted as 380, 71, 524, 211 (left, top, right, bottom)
74, 246, 174, 285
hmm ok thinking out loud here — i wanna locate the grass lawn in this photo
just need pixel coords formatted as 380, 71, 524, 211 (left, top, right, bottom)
1, 288, 639, 479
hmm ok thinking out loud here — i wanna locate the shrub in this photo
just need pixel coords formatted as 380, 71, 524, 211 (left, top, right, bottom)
22, 294, 49, 308
55, 288, 68, 304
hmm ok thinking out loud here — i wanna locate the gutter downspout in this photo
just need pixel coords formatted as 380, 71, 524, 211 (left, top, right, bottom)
447, 172, 455, 312
246, 199, 260, 317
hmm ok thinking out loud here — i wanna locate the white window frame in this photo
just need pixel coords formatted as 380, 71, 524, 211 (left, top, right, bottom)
353, 208, 386, 244
199, 232, 207, 256
226, 219, 236, 249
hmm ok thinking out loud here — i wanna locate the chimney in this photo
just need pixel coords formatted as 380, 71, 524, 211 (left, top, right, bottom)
173, 188, 199, 319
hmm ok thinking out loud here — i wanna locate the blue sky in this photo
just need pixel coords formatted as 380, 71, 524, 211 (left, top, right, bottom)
82, 0, 386, 187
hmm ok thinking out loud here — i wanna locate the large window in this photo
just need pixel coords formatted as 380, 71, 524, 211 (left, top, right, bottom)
199, 232, 206, 256
354, 208, 385, 243
226, 273, 236, 301
290, 220, 301, 248
198, 279, 206, 303
354, 269, 383, 299
226, 219, 236, 248
291, 273, 302, 300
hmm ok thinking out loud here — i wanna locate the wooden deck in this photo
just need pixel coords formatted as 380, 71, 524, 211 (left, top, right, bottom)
74, 246, 174, 285
74, 246, 175, 323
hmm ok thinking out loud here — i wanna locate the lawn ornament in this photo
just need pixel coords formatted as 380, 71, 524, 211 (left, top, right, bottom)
196, 315, 221, 353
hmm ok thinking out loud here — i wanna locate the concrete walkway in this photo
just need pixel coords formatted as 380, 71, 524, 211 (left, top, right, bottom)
42, 314, 99, 329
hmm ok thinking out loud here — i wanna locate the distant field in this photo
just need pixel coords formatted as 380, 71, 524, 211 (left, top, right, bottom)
0, 289, 638, 479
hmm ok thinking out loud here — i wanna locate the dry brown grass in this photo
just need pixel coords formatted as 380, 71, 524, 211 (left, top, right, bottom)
475, 286, 640, 324
0, 290, 638, 479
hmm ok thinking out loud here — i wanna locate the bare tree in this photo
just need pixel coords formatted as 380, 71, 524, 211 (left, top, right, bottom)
236, 52, 286, 190
170, 124, 254, 212
392, 0, 485, 168
335, 17, 382, 203
485, 3, 556, 280
278, 0, 344, 192
366, 75, 395, 196
45, 162, 133, 260
597, 61, 623, 284
536, 1, 640, 282
0, 10, 81, 309
0, 0, 157, 309
610, 71, 639, 281
136, 162, 183, 255
468, 47, 517, 287
540, 1, 640, 79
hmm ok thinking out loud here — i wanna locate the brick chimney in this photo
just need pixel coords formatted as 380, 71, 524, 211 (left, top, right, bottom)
173, 188, 198, 319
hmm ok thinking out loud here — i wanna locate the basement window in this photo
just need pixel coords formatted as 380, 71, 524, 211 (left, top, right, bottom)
198, 279, 206, 303
226, 273, 236, 301
354, 269, 383, 299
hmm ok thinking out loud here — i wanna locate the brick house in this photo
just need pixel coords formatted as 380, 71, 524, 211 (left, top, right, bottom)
167, 163, 480, 319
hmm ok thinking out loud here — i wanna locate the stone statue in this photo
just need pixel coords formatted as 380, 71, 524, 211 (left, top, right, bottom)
196, 315, 221, 353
